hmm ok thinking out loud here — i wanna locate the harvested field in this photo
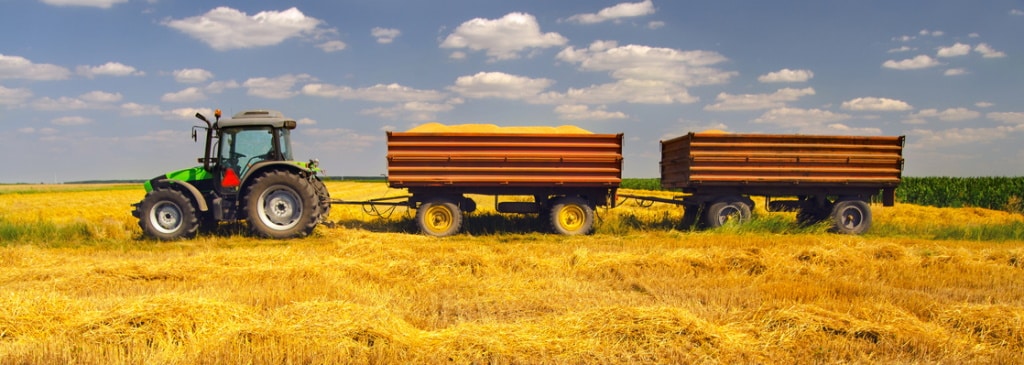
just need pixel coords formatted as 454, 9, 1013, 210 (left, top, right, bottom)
0, 182, 1022, 364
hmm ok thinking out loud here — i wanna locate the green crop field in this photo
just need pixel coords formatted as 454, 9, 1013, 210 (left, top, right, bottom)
1, 182, 1023, 364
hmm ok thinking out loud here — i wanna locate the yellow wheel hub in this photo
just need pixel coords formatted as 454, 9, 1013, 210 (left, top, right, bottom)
424, 205, 453, 234
557, 205, 585, 231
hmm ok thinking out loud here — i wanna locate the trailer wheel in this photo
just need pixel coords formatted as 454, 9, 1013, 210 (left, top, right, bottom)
137, 188, 199, 240
830, 200, 872, 235
703, 199, 751, 228
416, 198, 462, 237
550, 197, 595, 235
244, 170, 319, 239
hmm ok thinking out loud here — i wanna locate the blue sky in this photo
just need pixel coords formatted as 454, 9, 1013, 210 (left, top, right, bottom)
1, 0, 1022, 183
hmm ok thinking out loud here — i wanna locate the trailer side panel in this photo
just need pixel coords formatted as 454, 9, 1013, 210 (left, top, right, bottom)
661, 133, 904, 190
387, 132, 623, 189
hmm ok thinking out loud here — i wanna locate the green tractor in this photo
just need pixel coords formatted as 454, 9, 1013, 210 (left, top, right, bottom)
132, 109, 330, 240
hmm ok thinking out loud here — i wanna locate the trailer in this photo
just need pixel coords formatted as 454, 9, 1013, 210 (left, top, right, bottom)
352, 128, 624, 236
620, 132, 905, 234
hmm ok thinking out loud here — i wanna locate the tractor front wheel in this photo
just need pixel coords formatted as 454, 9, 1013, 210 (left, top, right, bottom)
137, 189, 199, 240
244, 170, 319, 238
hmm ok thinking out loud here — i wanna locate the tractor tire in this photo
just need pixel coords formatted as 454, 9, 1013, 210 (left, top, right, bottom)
703, 198, 752, 228
137, 188, 199, 240
830, 200, 872, 235
549, 196, 595, 235
244, 170, 319, 239
311, 177, 331, 223
416, 198, 463, 237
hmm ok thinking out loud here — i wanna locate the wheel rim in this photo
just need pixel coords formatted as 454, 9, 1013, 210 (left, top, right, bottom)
839, 205, 864, 230
257, 185, 303, 231
423, 205, 454, 234
150, 201, 183, 234
716, 205, 742, 226
557, 204, 586, 232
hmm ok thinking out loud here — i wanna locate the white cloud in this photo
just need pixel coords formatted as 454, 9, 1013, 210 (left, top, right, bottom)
32, 97, 89, 111
936, 43, 971, 58
893, 35, 916, 42
448, 51, 467, 60
944, 68, 967, 76
243, 74, 314, 99
39, 0, 127, 8
173, 68, 214, 83
31, 90, 120, 111
0, 85, 32, 105
1010, 9, 1024, 16
823, 123, 882, 135
647, 21, 665, 29
317, 40, 347, 53
205, 80, 240, 94
757, 68, 814, 83
76, 62, 144, 78
887, 46, 914, 53
303, 83, 447, 102
988, 112, 1024, 125
162, 87, 207, 103
361, 100, 463, 122
705, 87, 815, 111
538, 79, 698, 105
51, 116, 93, 126
882, 55, 940, 70
440, 12, 567, 61
919, 29, 944, 37
0, 54, 71, 80
974, 43, 1006, 58
565, 0, 656, 24
753, 107, 853, 131
557, 41, 735, 86
974, 102, 994, 108
906, 108, 980, 123
120, 102, 165, 117
79, 90, 122, 103
554, 104, 628, 120
164, 7, 326, 51
840, 97, 913, 112
448, 72, 554, 100
908, 125, 1022, 149
371, 27, 401, 44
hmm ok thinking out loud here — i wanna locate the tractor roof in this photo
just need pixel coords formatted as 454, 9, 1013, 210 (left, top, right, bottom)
215, 110, 296, 129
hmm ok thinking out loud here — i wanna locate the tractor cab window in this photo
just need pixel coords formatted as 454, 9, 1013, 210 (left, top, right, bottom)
218, 127, 275, 177
277, 128, 293, 161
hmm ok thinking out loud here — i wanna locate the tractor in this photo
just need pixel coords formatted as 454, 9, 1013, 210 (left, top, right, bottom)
132, 109, 330, 240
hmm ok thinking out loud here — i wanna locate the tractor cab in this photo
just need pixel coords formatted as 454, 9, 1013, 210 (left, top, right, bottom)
207, 110, 297, 190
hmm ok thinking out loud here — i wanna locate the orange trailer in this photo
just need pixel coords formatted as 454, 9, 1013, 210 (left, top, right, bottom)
383, 130, 624, 236
622, 132, 904, 234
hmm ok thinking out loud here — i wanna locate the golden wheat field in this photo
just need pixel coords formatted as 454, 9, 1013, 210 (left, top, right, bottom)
1, 181, 1023, 364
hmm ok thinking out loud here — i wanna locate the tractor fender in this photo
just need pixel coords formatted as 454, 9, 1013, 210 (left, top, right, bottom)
150, 178, 209, 212
238, 161, 315, 192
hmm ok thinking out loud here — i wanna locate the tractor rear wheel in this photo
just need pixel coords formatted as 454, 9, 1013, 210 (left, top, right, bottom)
137, 188, 198, 240
549, 197, 595, 235
244, 170, 319, 238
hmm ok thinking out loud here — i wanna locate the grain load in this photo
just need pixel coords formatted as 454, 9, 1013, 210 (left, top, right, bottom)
408, 122, 592, 134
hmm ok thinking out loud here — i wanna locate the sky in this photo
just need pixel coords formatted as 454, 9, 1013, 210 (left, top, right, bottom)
1, 0, 1022, 183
